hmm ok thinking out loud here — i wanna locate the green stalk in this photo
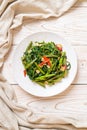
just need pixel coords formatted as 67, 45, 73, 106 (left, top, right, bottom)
25, 58, 37, 69
47, 72, 64, 82
46, 55, 58, 58
26, 41, 33, 52
35, 62, 45, 74
35, 73, 55, 81
36, 81, 45, 88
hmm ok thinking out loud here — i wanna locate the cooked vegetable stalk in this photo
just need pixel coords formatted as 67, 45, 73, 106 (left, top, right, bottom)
25, 58, 37, 69
35, 62, 45, 74
21, 41, 71, 87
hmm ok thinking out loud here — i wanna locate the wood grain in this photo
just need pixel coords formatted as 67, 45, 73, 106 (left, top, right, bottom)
12, 7, 87, 46
12, 84, 87, 104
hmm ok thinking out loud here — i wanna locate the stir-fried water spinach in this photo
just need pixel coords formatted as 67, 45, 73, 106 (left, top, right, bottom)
21, 41, 71, 87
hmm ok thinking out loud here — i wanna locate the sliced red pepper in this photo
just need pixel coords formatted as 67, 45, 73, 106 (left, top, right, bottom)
39, 56, 51, 67
42, 56, 50, 62
23, 70, 27, 77
47, 61, 51, 66
39, 61, 45, 67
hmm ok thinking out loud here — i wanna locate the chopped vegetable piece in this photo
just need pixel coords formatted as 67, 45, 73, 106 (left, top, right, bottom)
56, 44, 62, 51
36, 70, 40, 74
60, 65, 67, 71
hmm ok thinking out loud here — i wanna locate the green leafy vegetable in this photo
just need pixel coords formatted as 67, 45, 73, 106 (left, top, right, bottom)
21, 41, 71, 88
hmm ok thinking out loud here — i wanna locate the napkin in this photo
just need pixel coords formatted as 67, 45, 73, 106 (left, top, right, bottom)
1, 0, 86, 130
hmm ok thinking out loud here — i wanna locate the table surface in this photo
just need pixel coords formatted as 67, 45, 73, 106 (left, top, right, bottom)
2, 0, 87, 123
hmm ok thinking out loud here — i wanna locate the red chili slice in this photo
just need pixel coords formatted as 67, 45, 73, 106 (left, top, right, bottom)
39, 61, 45, 67
23, 70, 27, 77
39, 56, 51, 67
43, 56, 50, 62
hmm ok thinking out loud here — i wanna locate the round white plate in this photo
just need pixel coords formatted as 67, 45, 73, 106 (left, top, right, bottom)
12, 32, 77, 97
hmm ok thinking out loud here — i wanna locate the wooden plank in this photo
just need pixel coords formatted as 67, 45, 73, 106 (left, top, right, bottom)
2, 45, 87, 84
39, 7, 87, 46
12, 84, 87, 109
10, 84, 87, 129
73, 46, 87, 84
12, 8, 87, 46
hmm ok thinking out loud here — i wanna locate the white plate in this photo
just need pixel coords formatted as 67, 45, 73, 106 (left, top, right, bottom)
12, 32, 77, 97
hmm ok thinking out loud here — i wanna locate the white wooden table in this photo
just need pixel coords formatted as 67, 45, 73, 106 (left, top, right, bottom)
2, 0, 87, 128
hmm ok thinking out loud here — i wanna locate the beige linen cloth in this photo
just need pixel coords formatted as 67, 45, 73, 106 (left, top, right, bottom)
1, 0, 87, 130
